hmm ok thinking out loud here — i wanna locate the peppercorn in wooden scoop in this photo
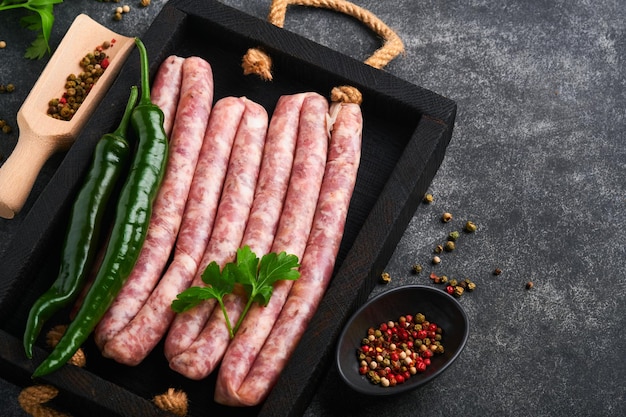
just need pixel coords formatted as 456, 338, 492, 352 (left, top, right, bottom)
0, 14, 135, 219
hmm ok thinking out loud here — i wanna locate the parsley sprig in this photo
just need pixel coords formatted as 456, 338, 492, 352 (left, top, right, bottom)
0, 0, 64, 59
172, 246, 301, 338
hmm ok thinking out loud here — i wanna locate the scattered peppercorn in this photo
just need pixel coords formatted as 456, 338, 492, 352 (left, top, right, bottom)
448, 231, 460, 241
493, 268, 502, 276
526, 281, 534, 290
453, 286, 464, 297
464, 220, 477, 232
441, 212, 453, 223
2, 123, 12, 134
434, 244, 443, 254
357, 313, 445, 387
444, 241, 455, 252
140, 0, 151, 6
380, 272, 391, 284
432, 256, 441, 265
0, 84, 15, 94
423, 193, 434, 204
412, 264, 422, 274
0, 40, 6, 49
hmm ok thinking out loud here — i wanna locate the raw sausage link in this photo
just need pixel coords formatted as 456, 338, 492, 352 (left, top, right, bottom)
94, 57, 214, 350
166, 93, 313, 379
214, 93, 330, 395
99, 97, 245, 365
164, 98, 268, 362
150, 55, 184, 138
215, 102, 362, 406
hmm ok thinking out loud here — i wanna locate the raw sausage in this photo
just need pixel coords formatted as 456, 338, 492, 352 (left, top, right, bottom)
99, 96, 245, 365
164, 98, 268, 362
150, 55, 184, 138
166, 93, 314, 379
215, 101, 362, 406
94, 57, 214, 350
213, 93, 331, 393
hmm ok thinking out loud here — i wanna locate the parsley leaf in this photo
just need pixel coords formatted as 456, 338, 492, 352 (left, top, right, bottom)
0, 0, 64, 59
171, 246, 301, 338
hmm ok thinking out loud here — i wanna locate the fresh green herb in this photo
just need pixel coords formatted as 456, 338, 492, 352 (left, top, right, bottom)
172, 246, 301, 338
0, 0, 64, 59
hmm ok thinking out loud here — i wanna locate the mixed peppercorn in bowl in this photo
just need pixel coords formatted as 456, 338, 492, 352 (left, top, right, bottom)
335, 285, 469, 395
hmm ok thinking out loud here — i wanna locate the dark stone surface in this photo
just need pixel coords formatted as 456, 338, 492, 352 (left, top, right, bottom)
1, 0, 624, 416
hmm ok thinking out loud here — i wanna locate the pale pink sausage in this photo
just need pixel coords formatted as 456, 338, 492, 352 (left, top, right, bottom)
99, 97, 245, 365
215, 102, 362, 406
150, 55, 184, 138
213, 93, 330, 395
165, 93, 313, 379
94, 57, 214, 350
164, 98, 268, 363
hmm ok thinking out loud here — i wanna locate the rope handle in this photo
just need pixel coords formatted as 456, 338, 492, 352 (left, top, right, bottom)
242, 0, 405, 104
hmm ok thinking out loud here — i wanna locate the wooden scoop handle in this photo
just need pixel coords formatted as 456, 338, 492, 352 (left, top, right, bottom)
0, 131, 62, 219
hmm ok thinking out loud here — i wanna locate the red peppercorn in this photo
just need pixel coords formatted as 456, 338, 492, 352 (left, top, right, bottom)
428, 323, 438, 332
417, 330, 427, 340
446, 285, 454, 295
416, 361, 427, 372
101, 58, 110, 69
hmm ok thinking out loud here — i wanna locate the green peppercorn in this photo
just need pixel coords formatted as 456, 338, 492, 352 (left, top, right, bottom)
444, 241, 455, 252
448, 231, 460, 241
2, 124, 11, 134
6, 84, 14, 93
412, 264, 422, 274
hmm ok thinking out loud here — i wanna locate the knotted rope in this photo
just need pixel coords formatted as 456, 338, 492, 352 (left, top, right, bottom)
241, 0, 404, 104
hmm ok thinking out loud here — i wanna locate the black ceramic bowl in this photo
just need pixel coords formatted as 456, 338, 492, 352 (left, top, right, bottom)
335, 285, 469, 395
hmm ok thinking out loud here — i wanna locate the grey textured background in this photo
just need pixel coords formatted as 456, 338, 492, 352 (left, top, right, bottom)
1, 0, 625, 416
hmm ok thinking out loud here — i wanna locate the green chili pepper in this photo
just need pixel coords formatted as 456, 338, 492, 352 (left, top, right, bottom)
23, 85, 138, 359
32, 38, 169, 378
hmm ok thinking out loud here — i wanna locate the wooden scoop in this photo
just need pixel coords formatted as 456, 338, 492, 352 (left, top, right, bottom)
0, 14, 135, 219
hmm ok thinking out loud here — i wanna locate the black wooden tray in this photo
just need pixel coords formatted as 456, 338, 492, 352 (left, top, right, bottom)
0, 0, 456, 415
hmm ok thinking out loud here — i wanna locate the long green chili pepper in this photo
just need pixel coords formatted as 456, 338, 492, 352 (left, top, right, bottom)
23, 85, 138, 359
32, 38, 169, 378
